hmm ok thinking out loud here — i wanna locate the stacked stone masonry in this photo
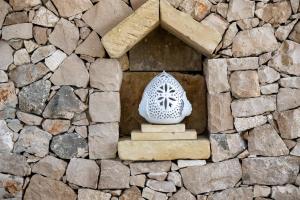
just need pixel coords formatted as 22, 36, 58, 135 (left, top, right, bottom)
0, 0, 300, 199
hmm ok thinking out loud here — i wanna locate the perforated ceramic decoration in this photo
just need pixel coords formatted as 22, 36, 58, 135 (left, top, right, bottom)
139, 71, 192, 124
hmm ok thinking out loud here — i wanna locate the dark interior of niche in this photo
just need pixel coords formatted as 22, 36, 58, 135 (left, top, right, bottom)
120, 27, 207, 136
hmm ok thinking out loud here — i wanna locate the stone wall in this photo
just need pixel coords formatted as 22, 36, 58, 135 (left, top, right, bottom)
0, 0, 300, 199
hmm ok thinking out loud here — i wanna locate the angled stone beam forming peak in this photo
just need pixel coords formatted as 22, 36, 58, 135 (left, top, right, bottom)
102, 0, 159, 58
160, 0, 222, 57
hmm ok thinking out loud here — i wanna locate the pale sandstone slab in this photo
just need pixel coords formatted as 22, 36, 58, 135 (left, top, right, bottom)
207, 92, 233, 133
231, 95, 276, 117
277, 88, 300, 111
227, 57, 259, 71
204, 59, 230, 94
201, 13, 229, 36
52, 0, 93, 17
232, 27, 278, 57
276, 107, 300, 139
177, 160, 206, 168
258, 66, 280, 84
146, 180, 176, 193
261, 83, 279, 95
242, 157, 299, 185
227, 0, 255, 22
234, 115, 267, 132
130, 161, 171, 175
75, 31, 105, 58
78, 189, 111, 200
102, 0, 159, 58
2, 23, 33, 40
82, 0, 133, 37
118, 138, 210, 160
141, 123, 185, 133
160, 0, 222, 57
180, 159, 242, 194
131, 130, 197, 140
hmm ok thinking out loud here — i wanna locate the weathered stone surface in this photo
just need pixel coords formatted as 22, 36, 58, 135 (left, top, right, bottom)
129, 28, 202, 72
258, 66, 280, 84
0, 41, 14, 70
43, 86, 87, 119
0, 120, 13, 153
83, 0, 133, 37
255, 1, 292, 25
24, 174, 76, 200
32, 6, 59, 27
254, 185, 271, 197
50, 54, 89, 87
50, 133, 88, 159
33, 26, 48, 45
177, 160, 206, 168
132, 130, 197, 140
276, 108, 300, 139
147, 172, 168, 181
207, 187, 253, 200
202, 13, 229, 36
16, 111, 43, 125
227, 57, 259, 71
181, 159, 242, 194
9, 63, 49, 87
0, 82, 17, 112
0, 70, 8, 83
118, 138, 210, 160
130, 161, 171, 175
280, 77, 300, 88
66, 158, 99, 189
78, 189, 111, 200
14, 126, 52, 157
210, 133, 246, 162
0, 0, 11, 28
14, 48, 30, 66
130, 175, 146, 187
289, 21, 300, 43
291, 142, 300, 156
231, 95, 276, 117
31, 45, 56, 64
0, 173, 23, 199
102, 0, 159, 58
142, 187, 167, 200
161, 0, 222, 57
32, 155, 67, 180
276, 19, 298, 41
49, 18, 79, 55
99, 160, 130, 189
45, 50, 67, 71
227, 0, 254, 22
89, 92, 120, 122
146, 180, 176, 193
0, 153, 31, 176
88, 123, 119, 159
207, 92, 233, 133
230, 70, 260, 98
9, 0, 41, 11
75, 31, 105, 58
204, 59, 229, 94
42, 119, 70, 135
18, 80, 51, 115
3, 11, 28, 26
167, 171, 182, 187
2, 23, 33, 40
234, 115, 267, 132
120, 186, 142, 200
242, 157, 299, 185
90, 59, 122, 91
232, 27, 278, 57
271, 185, 300, 200
121, 72, 206, 135
277, 88, 300, 111
248, 124, 288, 156
223, 22, 238, 48
51, 0, 92, 17
261, 83, 278, 94
269, 40, 300, 76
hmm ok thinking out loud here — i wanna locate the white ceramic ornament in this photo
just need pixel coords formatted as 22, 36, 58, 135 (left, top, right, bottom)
138, 71, 192, 124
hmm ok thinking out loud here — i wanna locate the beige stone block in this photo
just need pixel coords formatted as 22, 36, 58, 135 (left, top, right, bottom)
141, 124, 185, 133
131, 130, 197, 141
118, 138, 210, 160
160, 0, 222, 57
102, 0, 159, 58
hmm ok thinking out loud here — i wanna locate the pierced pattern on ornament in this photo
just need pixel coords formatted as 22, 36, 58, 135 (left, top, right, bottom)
144, 72, 184, 120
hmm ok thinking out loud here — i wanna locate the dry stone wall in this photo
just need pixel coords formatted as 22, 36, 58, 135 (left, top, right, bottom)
0, 0, 300, 199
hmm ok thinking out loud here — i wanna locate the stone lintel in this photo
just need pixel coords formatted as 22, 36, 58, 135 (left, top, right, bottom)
160, 0, 222, 57
118, 138, 210, 160
141, 123, 185, 132
102, 0, 159, 58
131, 129, 197, 140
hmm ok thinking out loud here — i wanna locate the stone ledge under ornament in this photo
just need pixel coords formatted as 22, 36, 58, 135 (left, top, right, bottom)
118, 137, 210, 161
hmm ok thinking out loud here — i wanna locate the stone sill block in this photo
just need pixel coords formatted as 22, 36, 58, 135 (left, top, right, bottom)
118, 137, 210, 161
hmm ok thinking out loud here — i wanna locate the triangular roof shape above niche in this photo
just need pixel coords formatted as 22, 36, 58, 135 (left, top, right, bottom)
101, 0, 222, 58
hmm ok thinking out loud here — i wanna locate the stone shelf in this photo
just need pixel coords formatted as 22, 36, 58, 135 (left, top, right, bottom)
118, 137, 210, 161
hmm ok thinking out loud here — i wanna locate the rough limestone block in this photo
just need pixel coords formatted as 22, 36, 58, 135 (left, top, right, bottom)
118, 138, 210, 160
102, 0, 159, 58
160, 0, 222, 57
131, 130, 197, 141
141, 124, 185, 133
